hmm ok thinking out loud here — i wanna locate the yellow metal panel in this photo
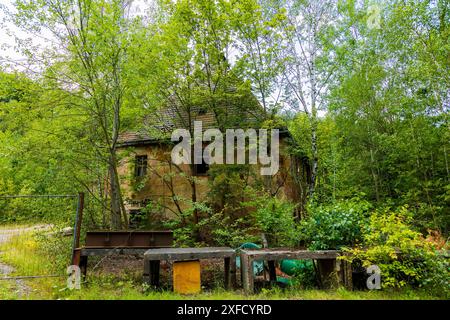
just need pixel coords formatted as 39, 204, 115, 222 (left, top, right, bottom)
173, 260, 201, 294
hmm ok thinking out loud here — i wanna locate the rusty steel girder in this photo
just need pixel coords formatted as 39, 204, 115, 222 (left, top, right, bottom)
84, 231, 173, 248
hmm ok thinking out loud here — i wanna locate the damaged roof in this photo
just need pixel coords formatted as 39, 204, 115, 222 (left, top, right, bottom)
118, 100, 266, 147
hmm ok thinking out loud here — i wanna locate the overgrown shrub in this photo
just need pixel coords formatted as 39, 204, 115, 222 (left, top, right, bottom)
34, 227, 73, 273
164, 200, 212, 247
344, 206, 450, 298
198, 210, 259, 247
298, 197, 372, 250
204, 161, 297, 246
243, 188, 298, 247
0, 183, 77, 224
206, 164, 256, 217
198, 185, 298, 247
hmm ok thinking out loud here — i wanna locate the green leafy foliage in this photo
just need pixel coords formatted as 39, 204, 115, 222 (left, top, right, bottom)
299, 197, 372, 250
34, 229, 73, 273
201, 164, 298, 247
198, 210, 259, 248
344, 206, 450, 297
244, 188, 298, 247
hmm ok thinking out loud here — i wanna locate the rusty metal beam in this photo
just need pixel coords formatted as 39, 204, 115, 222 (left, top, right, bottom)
84, 230, 173, 248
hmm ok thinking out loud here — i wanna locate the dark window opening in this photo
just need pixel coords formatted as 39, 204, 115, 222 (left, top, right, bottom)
193, 160, 209, 176
135, 155, 148, 178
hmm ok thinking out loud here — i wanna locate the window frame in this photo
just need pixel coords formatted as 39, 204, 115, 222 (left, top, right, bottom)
134, 155, 148, 178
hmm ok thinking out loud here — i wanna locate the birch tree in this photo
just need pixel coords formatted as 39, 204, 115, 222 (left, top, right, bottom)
280, 0, 341, 198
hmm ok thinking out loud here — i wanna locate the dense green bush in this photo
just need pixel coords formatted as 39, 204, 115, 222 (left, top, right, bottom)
200, 164, 298, 247
0, 180, 78, 224
243, 188, 298, 247
298, 197, 372, 250
198, 210, 259, 247
344, 206, 450, 298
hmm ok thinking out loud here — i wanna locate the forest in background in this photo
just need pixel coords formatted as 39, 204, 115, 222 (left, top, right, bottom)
0, 0, 448, 296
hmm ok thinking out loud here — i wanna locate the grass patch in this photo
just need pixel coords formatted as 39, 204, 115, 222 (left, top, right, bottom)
0, 224, 69, 299
0, 235, 50, 276
0, 223, 33, 230
54, 279, 440, 300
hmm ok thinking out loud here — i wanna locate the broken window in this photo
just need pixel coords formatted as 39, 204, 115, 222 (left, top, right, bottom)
135, 155, 148, 178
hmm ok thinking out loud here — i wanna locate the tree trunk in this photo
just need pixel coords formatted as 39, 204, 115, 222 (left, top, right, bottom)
189, 164, 200, 242
309, 45, 319, 199
369, 148, 380, 202
309, 115, 318, 198
109, 151, 125, 229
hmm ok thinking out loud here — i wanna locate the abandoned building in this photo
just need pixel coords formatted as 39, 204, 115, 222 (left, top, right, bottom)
117, 99, 308, 228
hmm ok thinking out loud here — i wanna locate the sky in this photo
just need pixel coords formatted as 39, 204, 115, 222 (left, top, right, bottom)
0, 0, 37, 66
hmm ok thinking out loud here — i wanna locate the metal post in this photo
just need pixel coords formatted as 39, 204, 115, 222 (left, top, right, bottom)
71, 192, 84, 265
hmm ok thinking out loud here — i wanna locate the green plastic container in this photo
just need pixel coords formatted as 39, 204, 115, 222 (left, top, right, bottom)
276, 276, 293, 286
280, 259, 313, 276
